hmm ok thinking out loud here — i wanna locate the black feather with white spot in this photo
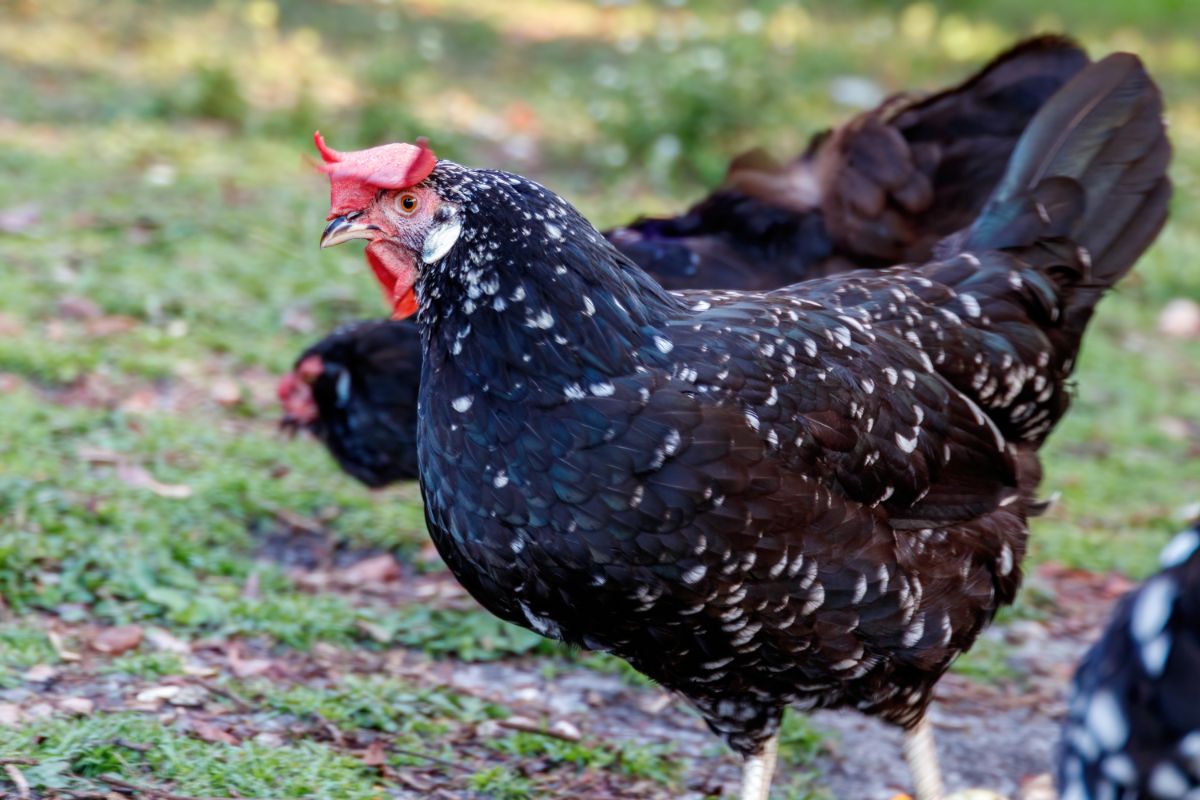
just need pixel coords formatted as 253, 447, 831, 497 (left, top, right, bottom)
1059, 522, 1200, 800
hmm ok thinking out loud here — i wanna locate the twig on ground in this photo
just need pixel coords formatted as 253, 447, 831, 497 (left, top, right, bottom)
192, 678, 253, 712
388, 746, 474, 774
3, 763, 31, 799
498, 716, 581, 742
0, 758, 38, 766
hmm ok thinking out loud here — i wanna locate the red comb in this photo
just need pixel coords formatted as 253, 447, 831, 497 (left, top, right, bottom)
313, 131, 437, 218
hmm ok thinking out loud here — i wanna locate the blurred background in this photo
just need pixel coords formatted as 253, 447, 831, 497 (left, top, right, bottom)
0, 1, 1197, 798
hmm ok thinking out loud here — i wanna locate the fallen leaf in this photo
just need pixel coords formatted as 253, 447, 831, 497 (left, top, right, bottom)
227, 644, 273, 679
59, 696, 94, 716
548, 720, 582, 741
115, 463, 192, 499
136, 685, 181, 703
360, 740, 387, 766
90, 625, 144, 655
167, 685, 208, 707
192, 719, 240, 746
337, 554, 402, 585
210, 377, 242, 406
22, 664, 58, 683
46, 630, 82, 661
0, 703, 24, 727
144, 627, 191, 655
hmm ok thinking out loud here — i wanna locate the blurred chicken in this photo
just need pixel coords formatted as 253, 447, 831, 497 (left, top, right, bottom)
1059, 521, 1200, 800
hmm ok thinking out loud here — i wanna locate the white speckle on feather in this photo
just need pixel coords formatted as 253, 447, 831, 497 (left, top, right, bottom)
493, 471, 509, 489
895, 431, 918, 453
744, 409, 760, 432
833, 326, 852, 348
451, 395, 473, 413
520, 603, 562, 639
1148, 764, 1189, 799
590, 382, 615, 397
799, 583, 825, 616
1161, 528, 1200, 567
654, 336, 674, 354
544, 222, 562, 240
883, 367, 898, 385
582, 296, 595, 316
1132, 576, 1176, 643
902, 614, 925, 647
563, 383, 586, 400
998, 543, 1014, 577
682, 564, 707, 585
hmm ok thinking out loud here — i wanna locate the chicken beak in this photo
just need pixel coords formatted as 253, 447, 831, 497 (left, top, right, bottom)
320, 215, 378, 248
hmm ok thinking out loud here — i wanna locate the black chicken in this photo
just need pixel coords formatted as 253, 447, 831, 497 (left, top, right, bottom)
283, 36, 1089, 488
1058, 521, 1200, 800
313, 51, 1169, 800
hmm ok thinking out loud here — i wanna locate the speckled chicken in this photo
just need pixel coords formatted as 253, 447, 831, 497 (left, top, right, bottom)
283, 36, 1089, 487
1059, 521, 1200, 800
312, 52, 1170, 800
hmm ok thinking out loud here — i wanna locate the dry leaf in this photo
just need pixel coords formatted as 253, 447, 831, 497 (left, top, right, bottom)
337, 554, 401, 585
548, 720, 582, 741
22, 664, 58, 683
47, 630, 82, 661
144, 627, 191, 655
360, 740, 388, 766
192, 719, 240, 746
227, 644, 274, 679
115, 463, 192, 499
90, 625, 144, 655
0, 704, 24, 727
136, 685, 181, 703
59, 696, 94, 716
210, 377, 242, 406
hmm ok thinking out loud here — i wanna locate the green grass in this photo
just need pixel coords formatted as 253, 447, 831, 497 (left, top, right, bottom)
1, 1, 1198, 797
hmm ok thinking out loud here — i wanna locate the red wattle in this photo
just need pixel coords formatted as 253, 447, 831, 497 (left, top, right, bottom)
365, 241, 418, 320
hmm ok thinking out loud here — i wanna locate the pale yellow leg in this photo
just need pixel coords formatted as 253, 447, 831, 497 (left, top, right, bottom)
903, 716, 945, 800
739, 734, 779, 800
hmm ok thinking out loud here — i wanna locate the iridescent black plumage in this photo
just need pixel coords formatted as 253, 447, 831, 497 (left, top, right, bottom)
406, 52, 1168, 760
286, 36, 1090, 487
1059, 522, 1200, 800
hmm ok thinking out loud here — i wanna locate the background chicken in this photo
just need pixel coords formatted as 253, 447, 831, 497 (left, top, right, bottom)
313, 48, 1169, 800
282, 35, 1089, 488
1058, 520, 1200, 800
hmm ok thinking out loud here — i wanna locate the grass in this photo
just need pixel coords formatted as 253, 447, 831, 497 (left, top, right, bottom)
0, 0, 1198, 797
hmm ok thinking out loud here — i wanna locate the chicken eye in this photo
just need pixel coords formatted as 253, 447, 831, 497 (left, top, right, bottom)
397, 193, 419, 215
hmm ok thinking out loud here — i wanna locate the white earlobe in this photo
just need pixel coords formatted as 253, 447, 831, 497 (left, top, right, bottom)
422, 215, 462, 264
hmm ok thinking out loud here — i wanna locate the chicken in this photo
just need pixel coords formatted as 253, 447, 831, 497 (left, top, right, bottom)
1058, 522, 1200, 800
312, 51, 1169, 800
278, 319, 421, 488
283, 36, 1088, 487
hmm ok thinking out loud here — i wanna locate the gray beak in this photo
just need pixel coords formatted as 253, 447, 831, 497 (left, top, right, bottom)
320, 215, 378, 248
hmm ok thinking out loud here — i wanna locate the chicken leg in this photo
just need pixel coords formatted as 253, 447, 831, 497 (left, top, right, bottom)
903, 716, 946, 800
740, 734, 779, 800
